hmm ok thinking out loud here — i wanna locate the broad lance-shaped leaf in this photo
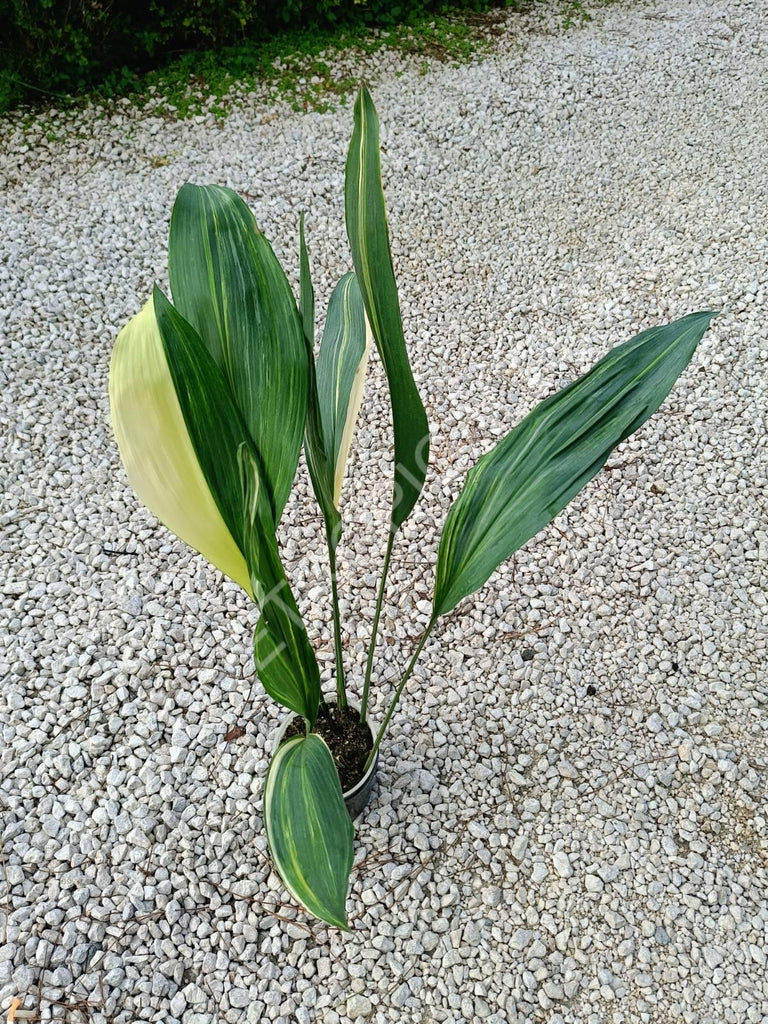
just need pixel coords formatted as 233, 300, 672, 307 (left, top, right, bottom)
298, 214, 341, 543
109, 296, 253, 597
240, 446, 321, 726
168, 183, 307, 523
264, 734, 354, 929
316, 272, 371, 506
150, 288, 320, 722
433, 312, 716, 617
345, 85, 429, 529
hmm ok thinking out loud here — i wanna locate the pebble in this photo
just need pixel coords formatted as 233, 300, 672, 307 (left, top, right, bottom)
532, 861, 549, 884
511, 834, 529, 861
346, 994, 373, 1018
553, 851, 573, 878
511, 929, 534, 951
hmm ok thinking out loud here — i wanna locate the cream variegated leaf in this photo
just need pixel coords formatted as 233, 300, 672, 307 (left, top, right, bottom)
331, 307, 372, 506
316, 272, 371, 507
264, 734, 354, 929
109, 298, 253, 597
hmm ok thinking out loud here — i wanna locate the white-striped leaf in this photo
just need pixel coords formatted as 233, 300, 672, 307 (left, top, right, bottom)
434, 312, 716, 617
345, 85, 430, 529
265, 734, 354, 929
109, 295, 253, 597
316, 272, 371, 506
168, 183, 307, 523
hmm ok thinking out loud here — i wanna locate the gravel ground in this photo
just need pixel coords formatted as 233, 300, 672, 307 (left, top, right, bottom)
1, 0, 766, 1021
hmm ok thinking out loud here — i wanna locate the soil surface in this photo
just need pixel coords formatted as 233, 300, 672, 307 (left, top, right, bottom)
283, 703, 373, 793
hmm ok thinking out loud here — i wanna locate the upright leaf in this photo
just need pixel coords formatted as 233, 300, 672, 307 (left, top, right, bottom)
316, 272, 371, 506
168, 183, 307, 522
298, 211, 315, 347
433, 312, 716, 617
298, 214, 341, 541
345, 85, 429, 529
264, 734, 354, 929
109, 297, 253, 597
240, 446, 321, 725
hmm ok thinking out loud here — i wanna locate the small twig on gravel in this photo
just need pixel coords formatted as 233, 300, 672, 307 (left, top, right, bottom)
490, 623, 545, 643
578, 749, 678, 800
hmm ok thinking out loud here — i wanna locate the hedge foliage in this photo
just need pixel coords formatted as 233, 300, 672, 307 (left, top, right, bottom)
1, 0, 508, 112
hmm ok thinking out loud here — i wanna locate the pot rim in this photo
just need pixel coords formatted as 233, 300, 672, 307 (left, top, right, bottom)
272, 706, 379, 799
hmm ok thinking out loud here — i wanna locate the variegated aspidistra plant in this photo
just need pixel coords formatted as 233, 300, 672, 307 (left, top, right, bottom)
109, 85, 715, 928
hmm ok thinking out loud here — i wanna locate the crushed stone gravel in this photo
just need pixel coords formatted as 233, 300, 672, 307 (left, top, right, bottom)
1, 0, 766, 1022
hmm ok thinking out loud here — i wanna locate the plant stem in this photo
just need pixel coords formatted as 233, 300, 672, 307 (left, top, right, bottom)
363, 615, 436, 773
359, 529, 395, 724
327, 527, 347, 710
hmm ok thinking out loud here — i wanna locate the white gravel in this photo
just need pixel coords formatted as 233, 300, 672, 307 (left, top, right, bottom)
1, 0, 767, 1021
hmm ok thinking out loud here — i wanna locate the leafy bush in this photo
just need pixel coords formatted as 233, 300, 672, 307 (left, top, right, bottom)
0, 0, 513, 112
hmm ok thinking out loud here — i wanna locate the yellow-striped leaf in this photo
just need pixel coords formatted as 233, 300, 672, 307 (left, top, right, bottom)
316, 272, 371, 506
108, 296, 253, 597
168, 183, 307, 522
434, 312, 716, 617
345, 85, 430, 529
265, 734, 354, 929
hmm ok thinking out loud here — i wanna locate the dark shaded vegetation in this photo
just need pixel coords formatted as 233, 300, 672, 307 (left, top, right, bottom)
1, 0, 529, 114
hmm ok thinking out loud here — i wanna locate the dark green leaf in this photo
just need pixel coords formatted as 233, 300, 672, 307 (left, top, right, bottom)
168, 183, 307, 522
433, 312, 716, 617
298, 211, 315, 347
345, 85, 429, 529
264, 734, 354, 929
298, 214, 341, 542
240, 446, 321, 726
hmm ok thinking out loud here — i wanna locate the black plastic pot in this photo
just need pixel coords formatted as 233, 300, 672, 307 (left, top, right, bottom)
272, 710, 379, 822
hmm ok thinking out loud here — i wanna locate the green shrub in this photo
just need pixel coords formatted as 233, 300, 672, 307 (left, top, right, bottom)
0, 0, 514, 113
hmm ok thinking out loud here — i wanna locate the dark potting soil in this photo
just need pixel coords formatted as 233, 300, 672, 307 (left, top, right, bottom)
283, 703, 373, 793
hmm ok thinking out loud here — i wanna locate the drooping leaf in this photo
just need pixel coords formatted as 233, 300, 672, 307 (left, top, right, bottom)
433, 312, 716, 617
345, 85, 429, 529
240, 445, 321, 726
316, 272, 371, 506
264, 733, 354, 929
298, 214, 341, 543
168, 183, 307, 522
108, 297, 253, 597
151, 289, 320, 721
151, 287, 256, 549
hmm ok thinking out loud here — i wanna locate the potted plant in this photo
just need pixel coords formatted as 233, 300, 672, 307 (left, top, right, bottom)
108, 85, 715, 928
